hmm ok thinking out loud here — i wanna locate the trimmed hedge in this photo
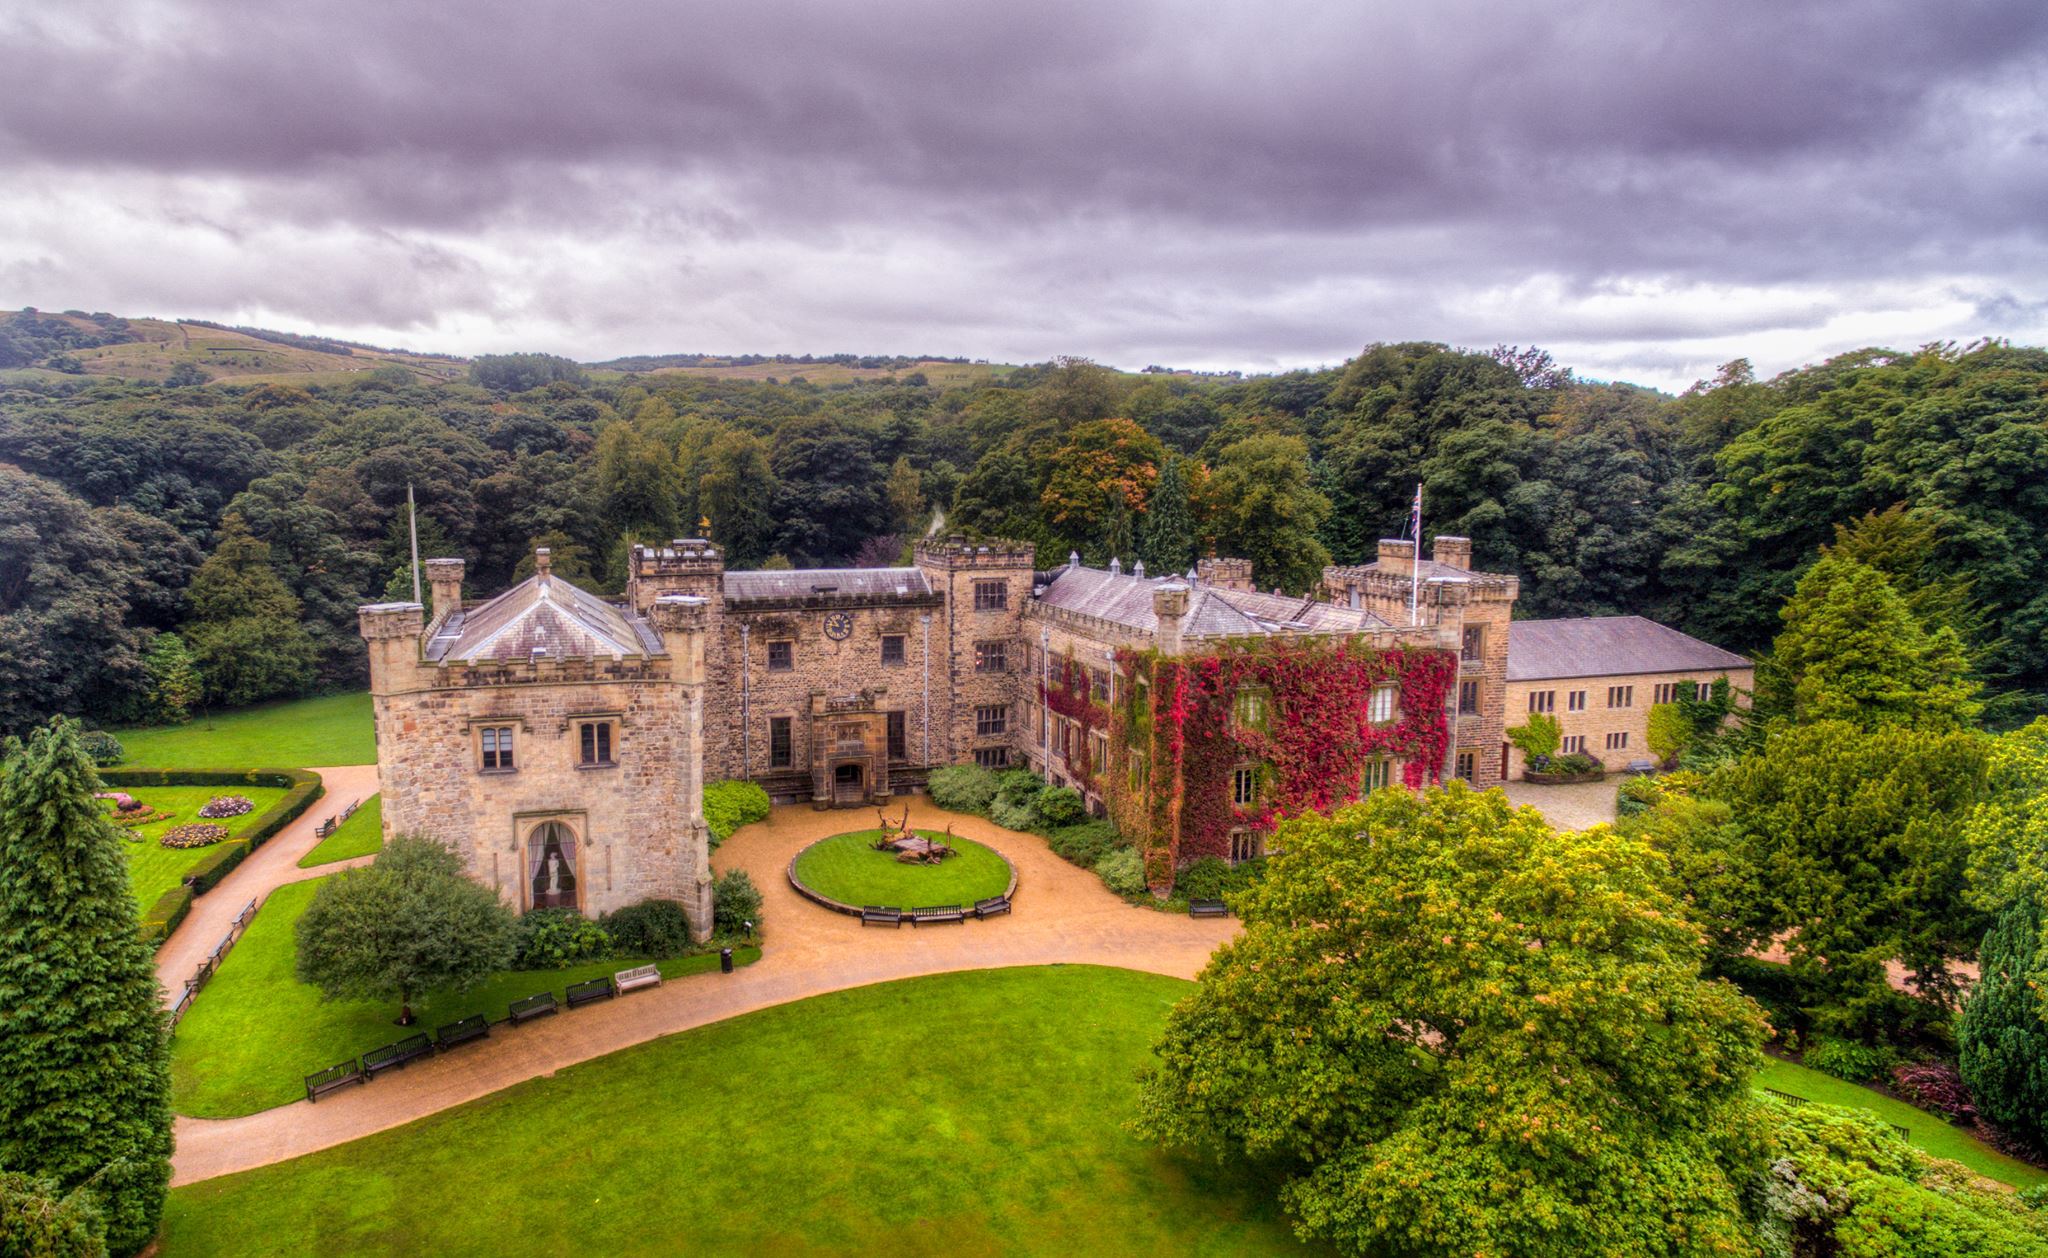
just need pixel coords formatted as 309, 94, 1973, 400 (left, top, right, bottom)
703, 779, 771, 845
140, 885, 194, 947
100, 768, 324, 898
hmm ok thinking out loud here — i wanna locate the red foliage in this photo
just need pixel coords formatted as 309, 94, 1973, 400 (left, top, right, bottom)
1890, 1061, 1976, 1121
1144, 638, 1455, 875
1040, 651, 1112, 791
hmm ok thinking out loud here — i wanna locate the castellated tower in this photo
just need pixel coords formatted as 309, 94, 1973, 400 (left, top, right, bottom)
358, 551, 716, 938
913, 536, 1036, 768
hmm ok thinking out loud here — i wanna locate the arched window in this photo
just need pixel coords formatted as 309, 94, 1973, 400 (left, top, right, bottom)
527, 821, 579, 910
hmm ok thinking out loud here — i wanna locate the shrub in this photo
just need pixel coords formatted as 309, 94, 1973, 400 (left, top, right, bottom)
1958, 898, 2048, 1146
600, 899, 695, 958
139, 885, 193, 947
713, 869, 763, 937
1805, 1036, 1899, 1083
1036, 786, 1085, 827
159, 823, 229, 849
513, 909, 611, 969
1047, 820, 1121, 868
1506, 711, 1561, 761
1095, 847, 1147, 896
1890, 1061, 1975, 1120
1615, 774, 1663, 818
927, 763, 998, 813
1550, 752, 1602, 775
1174, 855, 1265, 902
994, 769, 1043, 808
197, 794, 254, 819
702, 780, 770, 844
77, 730, 123, 766
990, 796, 1039, 831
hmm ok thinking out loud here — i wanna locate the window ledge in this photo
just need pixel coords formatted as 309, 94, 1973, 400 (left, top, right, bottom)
480, 767, 518, 776
575, 761, 619, 771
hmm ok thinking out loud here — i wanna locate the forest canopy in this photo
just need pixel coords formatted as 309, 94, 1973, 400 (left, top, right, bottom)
4, 336, 2044, 734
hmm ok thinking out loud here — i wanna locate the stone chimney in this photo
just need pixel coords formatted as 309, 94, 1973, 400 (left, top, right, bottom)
534, 546, 553, 581
425, 557, 464, 622
1153, 582, 1190, 657
1430, 535, 1473, 571
1376, 538, 1415, 578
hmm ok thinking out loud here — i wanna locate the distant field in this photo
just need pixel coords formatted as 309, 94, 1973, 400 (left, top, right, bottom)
606, 359, 1015, 388
8, 313, 464, 384
110, 692, 375, 769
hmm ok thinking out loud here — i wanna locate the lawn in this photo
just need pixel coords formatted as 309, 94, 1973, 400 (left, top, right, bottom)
171, 877, 759, 1117
161, 966, 1314, 1257
108, 692, 375, 769
108, 785, 290, 911
297, 794, 383, 867
792, 828, 1014, 907
1756, 1058, 2048, 1188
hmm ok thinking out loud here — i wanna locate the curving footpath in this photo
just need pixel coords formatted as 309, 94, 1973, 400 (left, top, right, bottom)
169, 797, 1238, 1185
152, 764, 382, 1010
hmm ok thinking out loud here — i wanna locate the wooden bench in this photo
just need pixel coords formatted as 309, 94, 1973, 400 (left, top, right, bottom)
909, 905, 966, 926
362, 1032, 433, 1077
508, 990, 559, 1025
614, 964, 662, 994
1625, 758, 1658, 774
436, 1014, 490, 1050
973, 896, 1012, 918
304, 1059, 365, 1102
1189, 899, 1230, 918
861, 906, 904, 927
565, 977, 615, 1008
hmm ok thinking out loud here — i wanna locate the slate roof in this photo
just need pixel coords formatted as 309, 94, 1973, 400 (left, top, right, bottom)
428, 574, 658, 662
1035, 566, 1389, 638
722, 568, 935, 604
1507, 616, 1751, 682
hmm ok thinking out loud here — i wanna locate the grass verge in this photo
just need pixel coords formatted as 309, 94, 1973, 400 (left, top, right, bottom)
109, 692, 374, 769
171, 877, 758, 1117
1756, 1058, 2048, 1188
791, 828, 1013, 907
297, 795, 383, 868
161, 966, 1313, 1257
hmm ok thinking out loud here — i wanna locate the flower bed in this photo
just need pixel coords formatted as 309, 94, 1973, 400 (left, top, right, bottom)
161, 823, 231, 849
198, 794, 256, 819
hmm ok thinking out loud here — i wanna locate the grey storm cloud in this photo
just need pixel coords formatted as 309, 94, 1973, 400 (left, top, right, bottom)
1, 0, 2046, 387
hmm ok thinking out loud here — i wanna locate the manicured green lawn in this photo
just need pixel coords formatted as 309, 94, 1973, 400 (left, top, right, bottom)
162, 966, 1314, 1257
106, 786, 289, 911
109, 692, 374, 769
1757, 1059, 2048, 1188
297, 794, 383, 867
171, 877, 759, 1117
792, 828, 1014, 907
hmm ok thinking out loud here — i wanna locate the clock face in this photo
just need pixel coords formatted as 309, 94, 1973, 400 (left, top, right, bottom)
823, 610, 854, 641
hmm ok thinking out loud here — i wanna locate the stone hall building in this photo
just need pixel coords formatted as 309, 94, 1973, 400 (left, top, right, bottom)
360, 534, 1746, 921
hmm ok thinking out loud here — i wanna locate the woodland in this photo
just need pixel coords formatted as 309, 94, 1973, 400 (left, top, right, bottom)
2, 324, 2045, 737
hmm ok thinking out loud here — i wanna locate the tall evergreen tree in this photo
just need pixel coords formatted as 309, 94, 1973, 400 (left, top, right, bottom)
1766, 552, 1979, 730
0, 721, 172, 1255
1957, 898, 2048, 1146
1138, 454, 1199, 575
139, 632, 201, 725
1204, 434, 1331, 594
182, 514, 317, 707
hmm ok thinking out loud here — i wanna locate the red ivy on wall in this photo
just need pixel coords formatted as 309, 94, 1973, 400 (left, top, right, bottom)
1039, 650, 1111, 791
1139, 639, 1455, 880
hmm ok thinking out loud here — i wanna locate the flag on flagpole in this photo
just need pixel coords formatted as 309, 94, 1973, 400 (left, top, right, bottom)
1408, 482, 1422, 540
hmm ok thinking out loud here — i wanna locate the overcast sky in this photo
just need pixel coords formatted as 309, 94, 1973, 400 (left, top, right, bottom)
2, 0, 2044, 391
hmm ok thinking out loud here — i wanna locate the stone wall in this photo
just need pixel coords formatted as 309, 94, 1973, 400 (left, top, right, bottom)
1503, 667, 1755, 777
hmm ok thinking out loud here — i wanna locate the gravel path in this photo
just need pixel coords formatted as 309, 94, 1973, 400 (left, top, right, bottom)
168, 797, 1234, 1185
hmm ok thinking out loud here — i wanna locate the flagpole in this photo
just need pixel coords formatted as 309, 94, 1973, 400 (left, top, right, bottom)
408, 483, 422, 605
1409, 481, 1421, 626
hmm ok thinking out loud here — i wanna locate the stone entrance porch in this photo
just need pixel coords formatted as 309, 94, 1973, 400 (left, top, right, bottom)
809, 690, 892, 809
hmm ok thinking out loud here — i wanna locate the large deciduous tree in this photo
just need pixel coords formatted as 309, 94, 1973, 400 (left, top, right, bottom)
1202, 434, 1330, 594
1039, 418, 1163, 563
295, 835, 517, 1025
1135, 786, 1766, 1258
0, 722, 172, 1256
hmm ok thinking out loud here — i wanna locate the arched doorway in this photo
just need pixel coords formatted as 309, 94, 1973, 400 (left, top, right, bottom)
833, 761, 865, 806
527, 820, 580, 910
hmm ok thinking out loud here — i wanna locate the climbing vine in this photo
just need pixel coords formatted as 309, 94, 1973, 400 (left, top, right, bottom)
1039, 648, 1112, 793
1132, 638, 1456, 880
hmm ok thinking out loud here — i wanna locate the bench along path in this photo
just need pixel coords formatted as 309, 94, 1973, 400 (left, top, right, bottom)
151, 764, 382, 1011
170, 797, 1238, 1186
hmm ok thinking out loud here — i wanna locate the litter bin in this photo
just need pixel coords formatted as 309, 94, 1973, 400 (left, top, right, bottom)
720, 947, 734, 974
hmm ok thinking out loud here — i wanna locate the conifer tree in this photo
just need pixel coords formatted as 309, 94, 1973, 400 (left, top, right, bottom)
139, 632, 201, 724
1957, 898, 2048, 1146
182, 514, 317, 707
0, 722, 172, 1256
1138, 454, 1198, 575
1767, 552, 1979, 730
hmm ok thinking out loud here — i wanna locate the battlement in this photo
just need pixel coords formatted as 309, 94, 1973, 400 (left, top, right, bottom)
1195, 557, 1254, 591
913, 535, 1036, 569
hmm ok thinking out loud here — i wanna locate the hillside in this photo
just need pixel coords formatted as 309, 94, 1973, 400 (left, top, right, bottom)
0, 309, 466, 386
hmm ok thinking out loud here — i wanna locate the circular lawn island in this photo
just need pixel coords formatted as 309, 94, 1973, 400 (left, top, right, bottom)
790, 829, 1015, 913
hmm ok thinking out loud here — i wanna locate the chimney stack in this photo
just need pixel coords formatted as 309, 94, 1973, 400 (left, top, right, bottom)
534, 546, 553, 580
424, 557, 464, 622
1429, 535, 1472, 571
1153, 582, 1190, 657
1376, 538, 1415, 578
